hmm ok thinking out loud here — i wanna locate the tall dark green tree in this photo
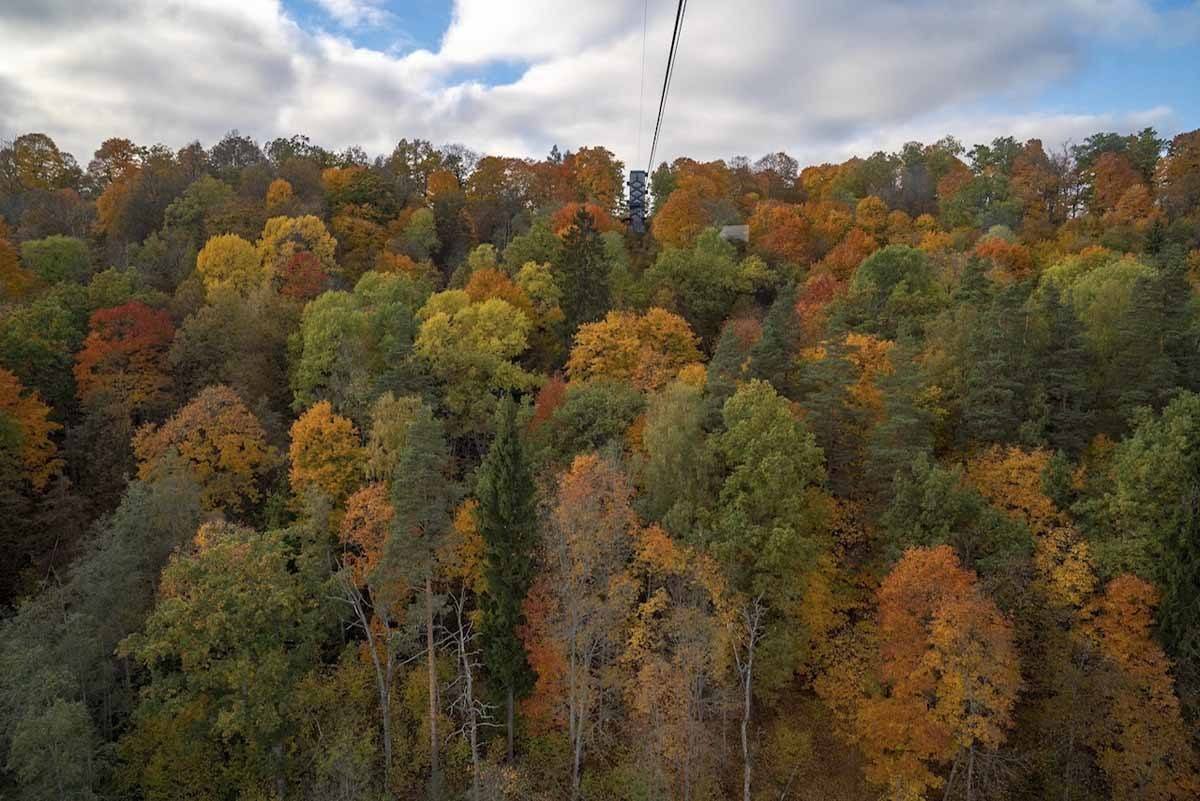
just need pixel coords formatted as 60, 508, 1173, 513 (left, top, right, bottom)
796, 344, 864, 497
962, 287, 1029, 445
476, 396, 537, 761
866, 350, 935, 504
558, 208, 611, 334
1035, 283, 1093, 455
388, 404, 458, 801
1108, 272, 1179, 427
704, 320, 753, 427
748, 282, 798, 394
1160, 486, 1200, 706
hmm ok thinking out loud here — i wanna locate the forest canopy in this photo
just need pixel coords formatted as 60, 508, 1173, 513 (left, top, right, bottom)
2, 126, 1200, 801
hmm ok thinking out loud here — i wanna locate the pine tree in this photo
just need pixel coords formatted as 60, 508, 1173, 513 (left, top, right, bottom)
799, 350, 864, 496
476, 396, 538, 761
704, 321, 752, 427
748, 283, 798, 395
559, 207, 611, 334
963, 287, 1028, 445
1159, 485, 1200, 703
389, 405, 457, 801
954, 255, 994, 308
867, 350, 935, 504
1037, 283, 1093, 455
1156, 249, 1200, 394
1109, 273, 1177, 426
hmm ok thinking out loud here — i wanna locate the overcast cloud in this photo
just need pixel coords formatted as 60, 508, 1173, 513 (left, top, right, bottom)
0, 0, 1196, 168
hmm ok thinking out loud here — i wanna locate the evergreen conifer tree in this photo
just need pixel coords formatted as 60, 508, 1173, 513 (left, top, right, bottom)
476, 396, 538, 761
748, 283, 799, 394
559, 208, 611, 333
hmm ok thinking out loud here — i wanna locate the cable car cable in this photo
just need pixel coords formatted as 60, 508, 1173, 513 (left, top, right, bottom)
646, 0, 687, 174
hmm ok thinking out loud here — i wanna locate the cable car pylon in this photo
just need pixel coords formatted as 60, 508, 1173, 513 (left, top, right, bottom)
629, 0, 687, 235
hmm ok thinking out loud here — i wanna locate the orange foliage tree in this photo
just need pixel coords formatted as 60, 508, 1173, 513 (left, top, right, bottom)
855, 546, 1021, 801
289, 400, 365, 504
973, 236, 1034, 283
621, 523, 730, 799
132, 384, 275, 514
817, 227, 877, 279
464, 268, 534, 318
74, 301, 174, 414
551, 201, 620, 236
1092, 152, 1143, 215
749, 201, 814, 266
521, 454, 639, 797
0, 367, 62, 489
1082, 575, 1200, 800
0, 222, 35, 300
652, 188, 711, 249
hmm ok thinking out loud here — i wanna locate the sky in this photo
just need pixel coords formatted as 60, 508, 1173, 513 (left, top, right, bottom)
1, 0, 1198, 170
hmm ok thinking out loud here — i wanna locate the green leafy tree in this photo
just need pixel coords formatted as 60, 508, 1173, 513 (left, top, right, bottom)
642, 229, 744, 342
415, 290, 536, 437
881, 453, 1030, 584
1098, 393, 1200, 693
705, 379, 828, 801
120, 521, 330, 800
20, 235, 90, 284
640, 379, 715, 537
290, 271, 429, 422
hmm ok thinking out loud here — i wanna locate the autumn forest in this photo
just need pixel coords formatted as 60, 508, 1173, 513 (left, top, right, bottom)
2, 127, 1200, 801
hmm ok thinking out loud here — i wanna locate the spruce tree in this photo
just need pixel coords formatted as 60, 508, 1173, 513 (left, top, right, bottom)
796, 342, 864, 497
954, 255, 994, 308
559, 208, 611, 334
704, 321, 752, 427
867, 350, 935, 504
476, 396, 538, 760
1110, 273, 1177, 426
962, 287, 1028, 445
1159, 484, 1200, 705
1037, 283, 1093, 455
748, 282, 799, 395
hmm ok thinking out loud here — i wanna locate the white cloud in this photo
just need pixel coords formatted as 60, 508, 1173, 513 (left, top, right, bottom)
0, 0, 1195, 170
313, 0, 391, 30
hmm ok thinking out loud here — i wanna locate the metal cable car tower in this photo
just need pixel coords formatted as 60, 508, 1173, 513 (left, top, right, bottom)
629, 0, 688, 234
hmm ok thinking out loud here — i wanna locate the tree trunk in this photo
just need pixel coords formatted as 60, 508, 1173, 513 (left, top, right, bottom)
741, 649, 753, 801
274, 741, 287, 800
426, 574, 440, 800
349, 579, 392, 782
454, 592, 482, 801
737, 598, 763, 801
506, 685, 515, 762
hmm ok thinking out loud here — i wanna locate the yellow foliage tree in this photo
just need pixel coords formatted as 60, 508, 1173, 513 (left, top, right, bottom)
567, 308, 702, 392
264, 178, 294, 213
289, 400, 365, 503
257, 215, 338, 277
965, 446, 1097, 608
196, 233, 264, 296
